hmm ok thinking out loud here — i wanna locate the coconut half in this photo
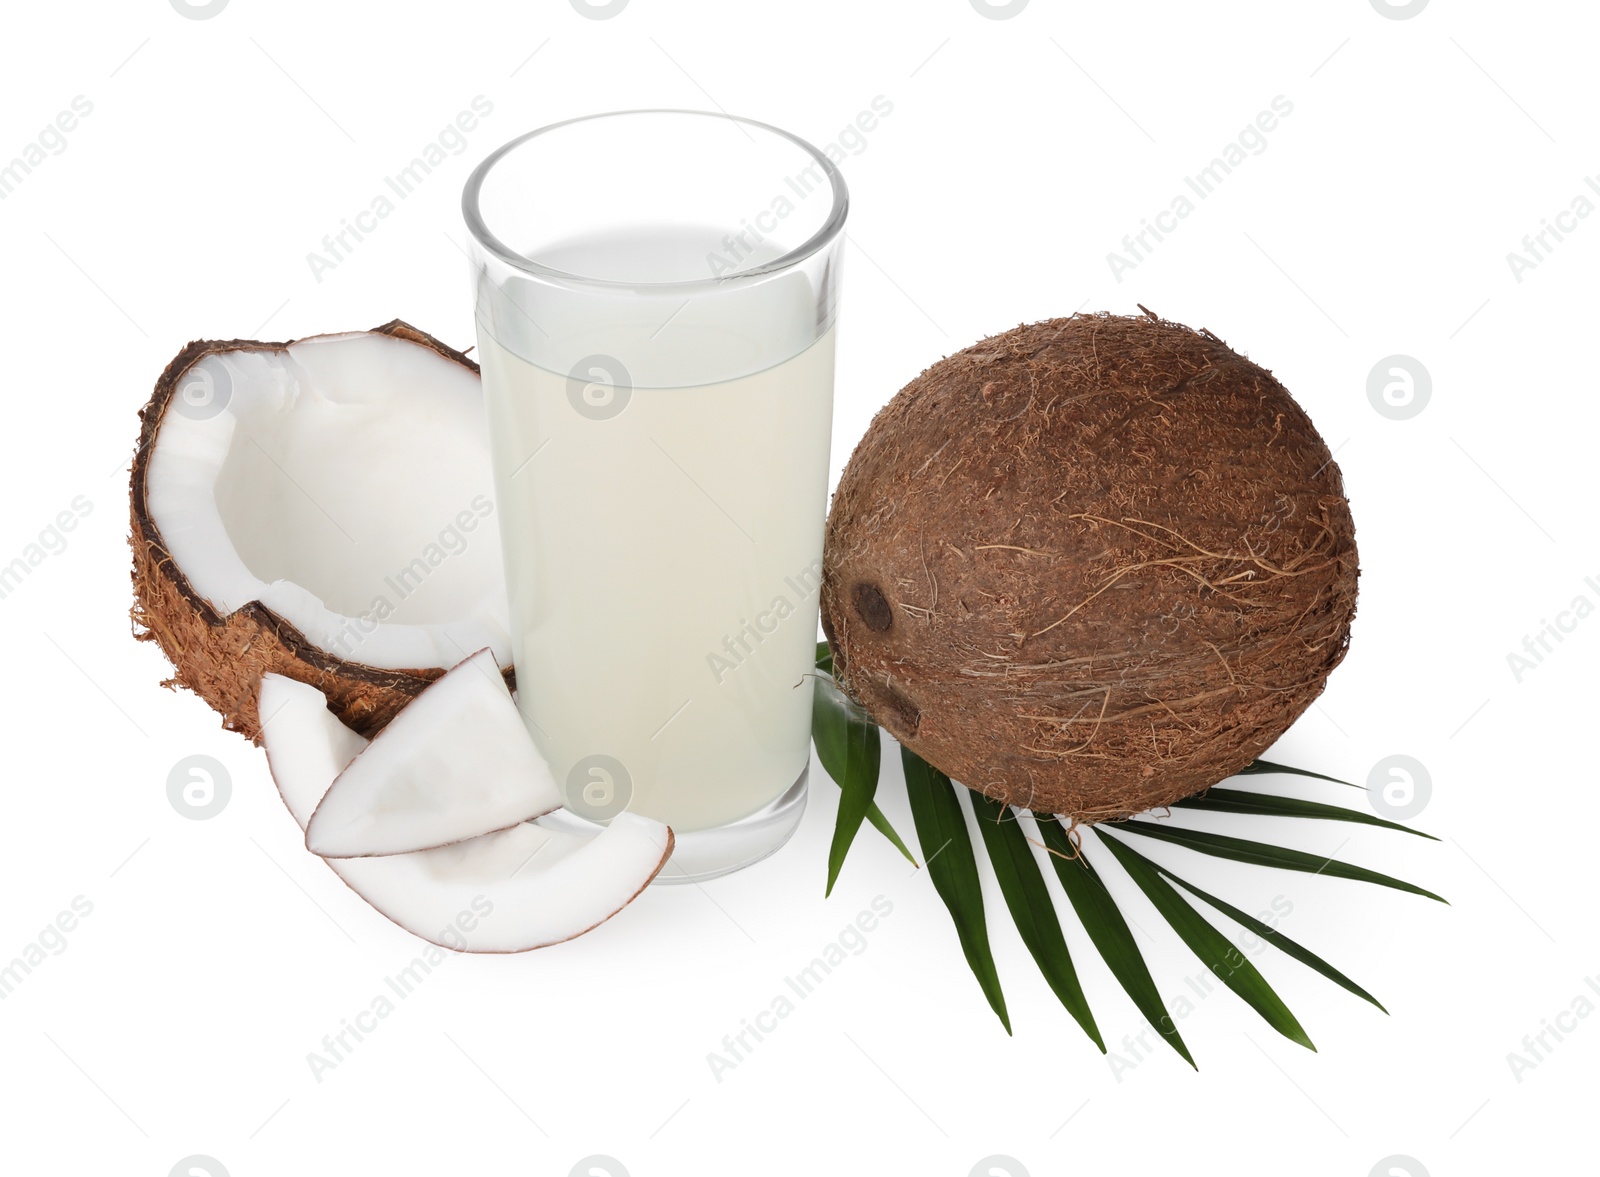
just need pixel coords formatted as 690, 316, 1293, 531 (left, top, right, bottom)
259, 673, 673, 952
130, 321, 510, 740
306, 648, 561, 858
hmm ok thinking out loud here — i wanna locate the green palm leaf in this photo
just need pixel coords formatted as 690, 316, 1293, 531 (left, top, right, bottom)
1236, 759, 1358, 788
968, 794, 1103, 1051
901, 749, 1010, 1033
812, 673, 916, 875
1098, 828, 1315, 1051
1035, 817, 1194, 1067
1112, 820, 1447, 903
1156, 864, 1386, 1012
810, 641, 1438, 1053
813, 675, 882, 896
1175, 787, 1436, 840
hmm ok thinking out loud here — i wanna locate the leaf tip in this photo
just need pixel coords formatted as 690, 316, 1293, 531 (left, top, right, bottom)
987, 993, 1013, 1035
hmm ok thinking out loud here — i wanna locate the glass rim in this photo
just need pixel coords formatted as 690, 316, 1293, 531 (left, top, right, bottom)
461, 108, 850, 292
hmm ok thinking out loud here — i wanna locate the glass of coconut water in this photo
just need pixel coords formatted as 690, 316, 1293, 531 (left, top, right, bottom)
462, 111, 846, 882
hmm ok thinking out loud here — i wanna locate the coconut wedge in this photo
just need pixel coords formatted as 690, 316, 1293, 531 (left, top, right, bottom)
259, 673, 673, 952
305, 649, 561, 858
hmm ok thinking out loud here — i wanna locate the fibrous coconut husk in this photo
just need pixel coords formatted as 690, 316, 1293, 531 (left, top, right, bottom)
821, 311, 1358, 823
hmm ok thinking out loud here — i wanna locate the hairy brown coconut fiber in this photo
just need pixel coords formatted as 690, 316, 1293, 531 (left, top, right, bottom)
821, 311, 1358, 823
129, 321, 498, 743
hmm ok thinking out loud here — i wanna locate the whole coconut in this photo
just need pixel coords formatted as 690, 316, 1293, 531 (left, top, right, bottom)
821, 312, 1357, 823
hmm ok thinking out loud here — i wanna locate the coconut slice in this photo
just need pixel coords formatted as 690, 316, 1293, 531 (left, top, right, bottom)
305, 648, 561, 858
130, 321, 511, 740
258, 673, 673, 952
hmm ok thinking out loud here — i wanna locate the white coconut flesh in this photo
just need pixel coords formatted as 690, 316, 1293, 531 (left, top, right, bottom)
306, 648, 561, 858
259, 674, 674, 952
144, 331, 510, 671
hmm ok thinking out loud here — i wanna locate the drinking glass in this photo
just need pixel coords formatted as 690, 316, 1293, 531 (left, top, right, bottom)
462, 110, 847, 881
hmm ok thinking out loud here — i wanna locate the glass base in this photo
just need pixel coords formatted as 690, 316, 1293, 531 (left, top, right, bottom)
535, 766, 809, 884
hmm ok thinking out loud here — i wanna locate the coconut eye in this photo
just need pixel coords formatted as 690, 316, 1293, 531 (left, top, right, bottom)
852, 582, 893, 632
878, 683, 921, 737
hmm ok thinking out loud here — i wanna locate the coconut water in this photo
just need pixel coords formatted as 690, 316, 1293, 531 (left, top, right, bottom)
476, 247, 835, 831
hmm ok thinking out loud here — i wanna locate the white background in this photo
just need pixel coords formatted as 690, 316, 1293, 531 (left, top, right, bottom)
1, 2, 1595, 1175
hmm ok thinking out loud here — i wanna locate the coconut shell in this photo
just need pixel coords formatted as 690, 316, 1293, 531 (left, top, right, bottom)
129, 320, 508, 743
821, 312, 1358, 822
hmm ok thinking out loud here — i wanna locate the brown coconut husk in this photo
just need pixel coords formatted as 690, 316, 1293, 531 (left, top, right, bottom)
129, 320, 507, 743
821, 311, 1358, 823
